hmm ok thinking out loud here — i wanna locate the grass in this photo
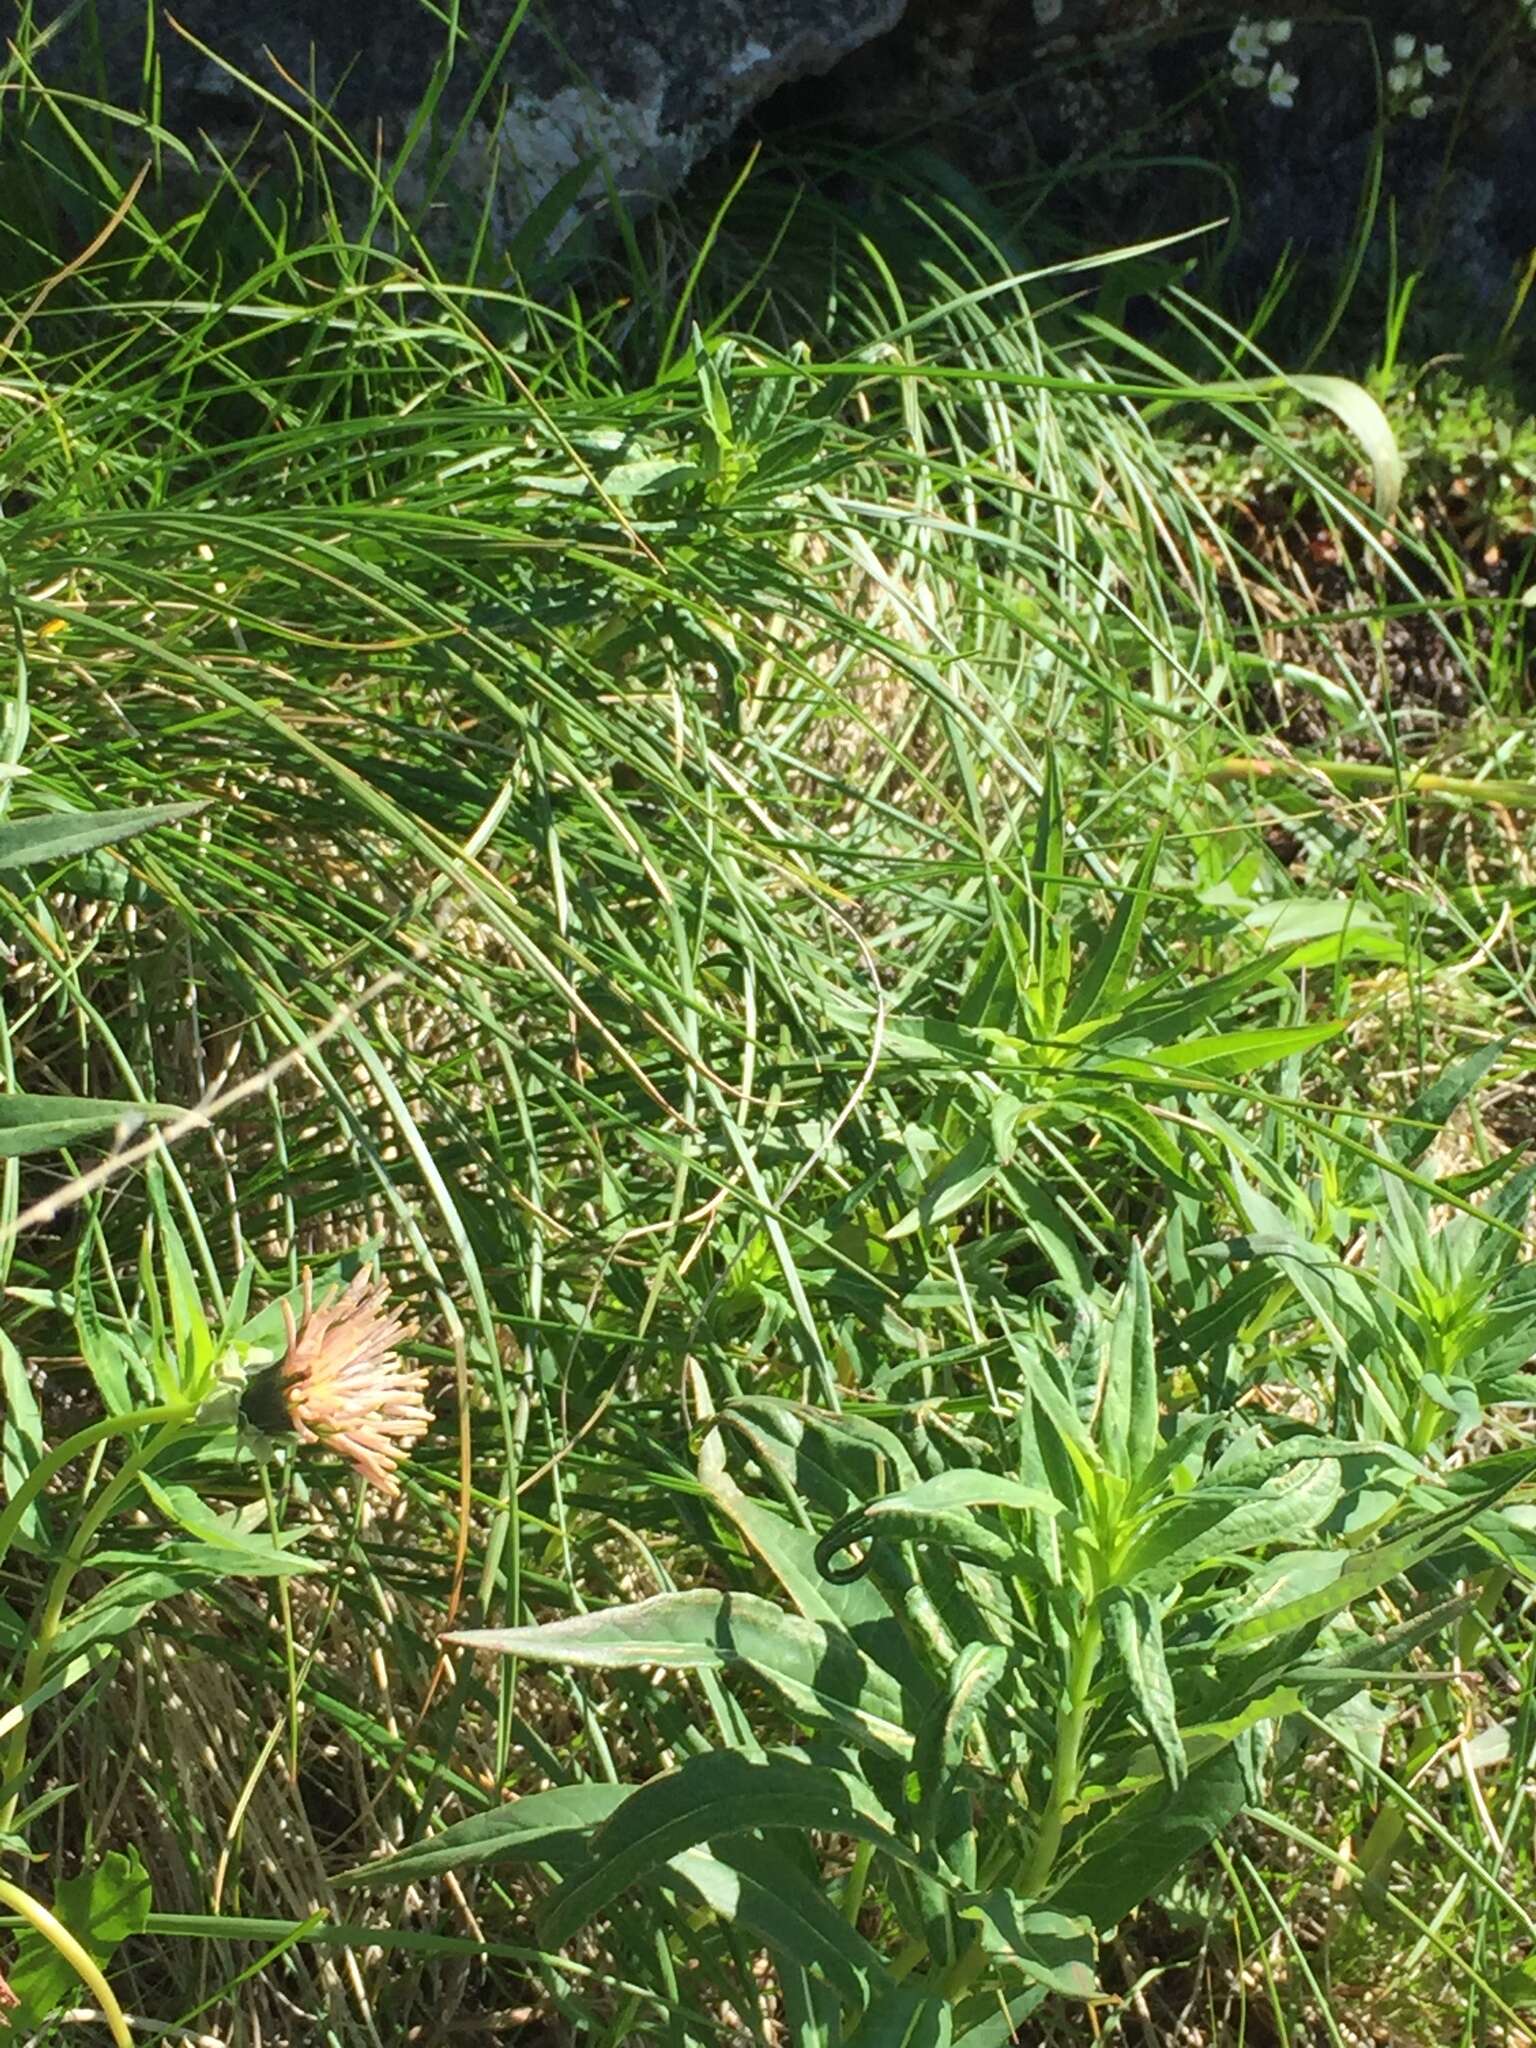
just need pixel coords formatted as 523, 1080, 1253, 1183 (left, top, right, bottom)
1, 14, 1534, 2045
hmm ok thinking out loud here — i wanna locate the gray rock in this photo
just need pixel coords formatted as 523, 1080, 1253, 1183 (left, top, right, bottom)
43, 0, 907, 242
37, 0, 1536, 353
827, 0, 1536, 358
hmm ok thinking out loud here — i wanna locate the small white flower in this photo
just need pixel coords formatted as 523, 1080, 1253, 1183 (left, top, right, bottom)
1265, 17, 1293, 41
1392, 32, 1417, 60
1423, 42, 1451, 76
1267, 58, 1299, 106
1409, 93, 1433, 117
1229, 17, 1269, 61
1033, 0, 1064, 22
1232, 59, 1265, 86
1386, 61, 1417, 93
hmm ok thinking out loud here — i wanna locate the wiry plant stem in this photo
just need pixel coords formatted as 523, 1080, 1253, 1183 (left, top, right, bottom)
0, 1876, 134, 2046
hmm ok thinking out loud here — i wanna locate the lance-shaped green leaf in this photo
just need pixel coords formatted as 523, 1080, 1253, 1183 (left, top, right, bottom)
448, 1589, 913, 1758
697, 1407, 845, 1624
1, 1328, 47, 1551
1061, 830, 1162, 1033
1213, 1448, 1536, 1655
1094, 1591, 1480, 1805
136, 1477, 318, 1576
1049, 1747, 1251, 1932
779, 1953, 841, 2048
1389, 1041, 1510, 1168
1203, 1433, 1419, 1492
715, 1406, 993, 1667
47, 1563, 238, 1664
338, 1781, 628, 1889
0, 1093, 184, 1159
1090, 1019, 1344, 1077
911, 1642, 1006, 1885
958, 1896, 1097, 1998
1126, 1412, 1227, 1508
537, 1747, 912, 1949
1124, 1454, 1344, 1592
72, 1251, 146, 1415
1015, 1389, 1066, 1585
722, 1399, 921, 1518
1057, 1089, 1195, 1185
1082, 1678, 1303, 1805
1294, 1594, 1473, 1714
815, 1471, 1059, 1584
0, 800, 205, 874
697, 1408, 932, 1676
670, 1837, 890, 2009
88, 1533, 321, 1584
843, 1986, 955, 2047
992, 1166, 1094, 1291
1097, 1247, 1157, 1479
1104, 1587, 1186, 1790
951, 1987, 1049, 2045
147, 1181, 216, 1395
1198, 1546, 1348, 1649
886, 1130, 1000, 1243
1072, 946, 1309, 1049
1225, 1168, 1390, 1372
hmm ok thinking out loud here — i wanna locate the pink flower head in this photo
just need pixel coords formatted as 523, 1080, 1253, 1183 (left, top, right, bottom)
277, 1267, 428, 1498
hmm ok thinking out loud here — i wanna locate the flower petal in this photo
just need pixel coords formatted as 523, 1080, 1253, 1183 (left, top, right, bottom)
275, 1265, 428, 1496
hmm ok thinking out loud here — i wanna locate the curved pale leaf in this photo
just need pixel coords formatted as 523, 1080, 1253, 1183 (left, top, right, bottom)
1288, 372, 1404, 521
449, 1589, 912, 1757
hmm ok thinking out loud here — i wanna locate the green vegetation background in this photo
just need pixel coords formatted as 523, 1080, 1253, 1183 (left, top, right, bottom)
1, 9, 1534, 2044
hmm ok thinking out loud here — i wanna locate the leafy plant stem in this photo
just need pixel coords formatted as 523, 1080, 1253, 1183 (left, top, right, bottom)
0, 1416, 191, 1834
0, 1874, 134, 2047
1022, 1606, 1104, 1898
0, 1403, 192, 1571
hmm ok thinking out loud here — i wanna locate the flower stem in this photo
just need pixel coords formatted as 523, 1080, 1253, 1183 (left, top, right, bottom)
0, 1876, 134, 2047
0, 1402, 190, 1569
